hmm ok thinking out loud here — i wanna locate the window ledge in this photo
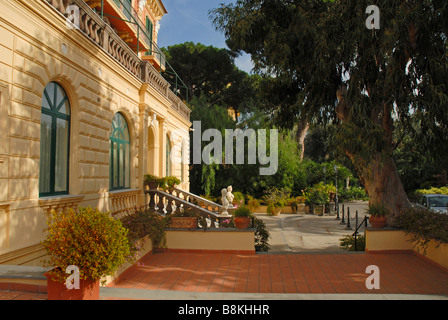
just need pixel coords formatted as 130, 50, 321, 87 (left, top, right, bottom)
109, 189, 141, 196
39, 194, 85, 214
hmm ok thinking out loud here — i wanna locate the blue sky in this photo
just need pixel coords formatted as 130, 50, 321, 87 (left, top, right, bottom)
157, 0, 254, 74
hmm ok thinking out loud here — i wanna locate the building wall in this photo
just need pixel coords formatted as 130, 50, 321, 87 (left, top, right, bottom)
0, 0, 191, 263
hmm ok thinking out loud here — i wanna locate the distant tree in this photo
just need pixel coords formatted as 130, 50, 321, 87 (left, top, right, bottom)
163, 42, 257, 118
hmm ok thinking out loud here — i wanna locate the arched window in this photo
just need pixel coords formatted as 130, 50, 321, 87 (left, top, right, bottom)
110, 113, 130, 190
166, 134, 171, 177
39, 82, 71, 197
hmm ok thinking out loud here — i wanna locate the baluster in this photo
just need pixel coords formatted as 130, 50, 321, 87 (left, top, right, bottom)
166, 198, 173, 215
157, 193, 165, 215
148, 191, 156, 211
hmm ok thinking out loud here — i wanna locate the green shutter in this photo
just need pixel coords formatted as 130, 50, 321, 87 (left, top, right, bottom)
145, 17, 153, 54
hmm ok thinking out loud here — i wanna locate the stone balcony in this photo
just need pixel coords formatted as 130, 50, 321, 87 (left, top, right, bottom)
44, 0, 191, 121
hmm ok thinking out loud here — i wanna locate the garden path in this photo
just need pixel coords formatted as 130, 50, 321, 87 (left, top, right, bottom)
256, 201, 369, 253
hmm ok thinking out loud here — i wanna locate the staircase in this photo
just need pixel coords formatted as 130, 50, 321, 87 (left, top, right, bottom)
144, 188, 235, 229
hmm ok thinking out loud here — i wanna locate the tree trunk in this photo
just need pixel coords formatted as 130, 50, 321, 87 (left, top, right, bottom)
359, 153, 411, 217
296, 121, 309, 162
337, 92, 411, 217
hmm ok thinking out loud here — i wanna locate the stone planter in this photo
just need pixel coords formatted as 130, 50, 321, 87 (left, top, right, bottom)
315, 205, 324, 216
170, 217, 198, 230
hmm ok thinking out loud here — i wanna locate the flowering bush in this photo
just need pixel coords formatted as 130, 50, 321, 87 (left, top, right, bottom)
42, 207, 131, 285
303, 183, 330, 205
392, 207, 448, 252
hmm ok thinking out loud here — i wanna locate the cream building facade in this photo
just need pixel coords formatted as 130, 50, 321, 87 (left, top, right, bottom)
0, 0, 191, 265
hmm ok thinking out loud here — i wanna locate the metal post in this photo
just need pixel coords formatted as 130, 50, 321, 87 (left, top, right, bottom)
340, 204, 345, 225
335, 201, 340, 220
354, 210, 358, 251
334, 165, 339, 221
346, 207, 352, 230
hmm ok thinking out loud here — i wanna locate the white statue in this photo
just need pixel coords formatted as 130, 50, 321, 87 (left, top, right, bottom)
226, 186, 234, 207
221, 188, 230, 215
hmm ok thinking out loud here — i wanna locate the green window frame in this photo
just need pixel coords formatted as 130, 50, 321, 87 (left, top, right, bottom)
123, 0, 132, 21
110, 112, 131, 190
166, 134, 171, 177
180, 143, 184, 182
145, 16, 153, 54
39, 82, 71, 197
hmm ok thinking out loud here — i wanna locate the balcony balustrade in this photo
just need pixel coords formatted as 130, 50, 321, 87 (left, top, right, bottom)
44, 0, 190, 121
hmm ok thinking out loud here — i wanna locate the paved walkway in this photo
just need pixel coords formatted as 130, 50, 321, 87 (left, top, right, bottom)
256, 202, 369, 253
108, 251, 448, 299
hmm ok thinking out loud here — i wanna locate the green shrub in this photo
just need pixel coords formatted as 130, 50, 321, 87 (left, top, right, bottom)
42, 207, 131, 285
233, 191, 245, 206
339, 235, 366, 251
415, 186, 448, 196
254, 218, 270, 252
246, 195, 261, 212
121, 208, 167, 251
234, 205, 252, 217
263, 187, 289, 207
392, 207, 448, 252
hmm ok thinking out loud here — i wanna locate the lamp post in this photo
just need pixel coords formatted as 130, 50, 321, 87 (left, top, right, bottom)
323, 166, 327, 185
334, 165, 339, 219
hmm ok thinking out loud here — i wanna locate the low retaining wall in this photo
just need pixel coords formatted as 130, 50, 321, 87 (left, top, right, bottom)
165, 229, 256, 254
366, 229, 448, 271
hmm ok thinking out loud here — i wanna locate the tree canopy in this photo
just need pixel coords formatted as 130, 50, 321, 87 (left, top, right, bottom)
162, 42, 257, 117
211, 0, 448, 215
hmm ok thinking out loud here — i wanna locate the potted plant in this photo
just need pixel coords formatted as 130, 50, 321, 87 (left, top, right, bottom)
266, 202, 283, 216
295, 196, 306, 214
263, 187, 289, 215
233, 206, 253, 230
41, 207, 132, 300
368, 204, 389, 228
121, 208, 167, 252
143, 174, 163, 190
163, 176, 181, 193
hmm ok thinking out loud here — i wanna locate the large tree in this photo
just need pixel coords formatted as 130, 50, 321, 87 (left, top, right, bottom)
211, 0, 448, 216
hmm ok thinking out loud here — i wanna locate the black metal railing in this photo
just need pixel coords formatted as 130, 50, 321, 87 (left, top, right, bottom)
337, 203, 369, 251
352, 213, 369, 251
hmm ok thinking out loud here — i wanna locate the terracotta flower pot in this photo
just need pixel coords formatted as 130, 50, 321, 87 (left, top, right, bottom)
45, 271, 100, 300
234, 217, 251, 230
369, 215, 387, 229
146, 182, 158, 190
